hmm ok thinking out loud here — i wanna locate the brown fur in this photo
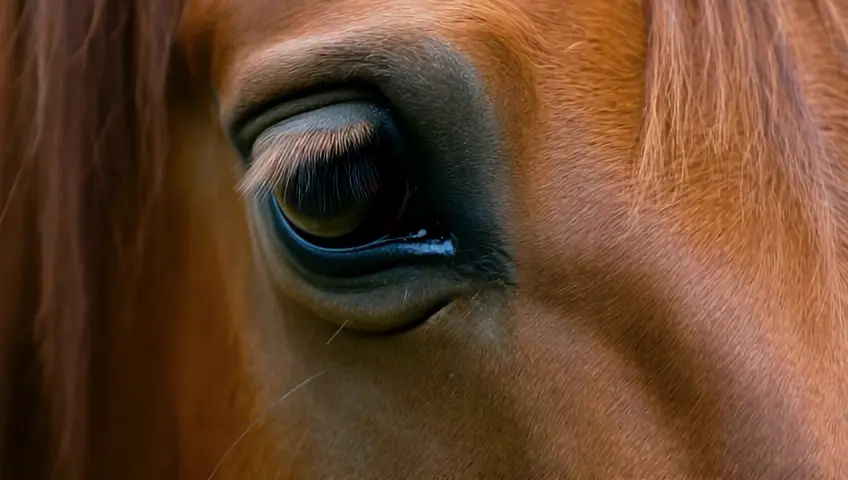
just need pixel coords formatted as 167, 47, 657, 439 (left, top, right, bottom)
2, 0, 848, 478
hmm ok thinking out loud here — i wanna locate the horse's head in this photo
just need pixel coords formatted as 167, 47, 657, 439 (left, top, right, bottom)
2, 0, 847, 478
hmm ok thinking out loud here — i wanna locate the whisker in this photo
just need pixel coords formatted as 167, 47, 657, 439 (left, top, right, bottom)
326, 319, 348, 345
206, 369, 331, 480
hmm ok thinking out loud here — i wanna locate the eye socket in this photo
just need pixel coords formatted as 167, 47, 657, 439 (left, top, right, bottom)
243, 99, 456, 278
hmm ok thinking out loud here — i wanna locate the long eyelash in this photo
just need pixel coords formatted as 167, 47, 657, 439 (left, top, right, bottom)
238, 121, 375, 198
286, 150, 381, 214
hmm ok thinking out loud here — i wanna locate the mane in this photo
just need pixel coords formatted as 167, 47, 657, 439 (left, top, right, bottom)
640, 0, 848, 324
0, 0, 181, 478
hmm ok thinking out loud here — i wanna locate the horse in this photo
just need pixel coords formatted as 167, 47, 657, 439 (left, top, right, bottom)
2, 0, 847, 478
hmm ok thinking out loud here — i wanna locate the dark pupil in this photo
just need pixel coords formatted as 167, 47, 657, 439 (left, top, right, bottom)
282, 147, 383, 219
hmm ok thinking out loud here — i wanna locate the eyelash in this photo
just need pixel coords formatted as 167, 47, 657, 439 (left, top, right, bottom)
277, 145, 381, 215
238, 119, 376, 199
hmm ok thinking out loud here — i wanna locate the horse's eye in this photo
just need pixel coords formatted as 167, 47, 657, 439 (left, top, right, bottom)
243, 99, 455, 277
271, 122, 412, 247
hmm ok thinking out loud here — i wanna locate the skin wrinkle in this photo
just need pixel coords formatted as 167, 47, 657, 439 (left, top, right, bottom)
2, 0, 848, 478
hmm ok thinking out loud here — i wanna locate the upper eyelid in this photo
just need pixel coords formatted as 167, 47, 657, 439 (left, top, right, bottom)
216, 28, 476, 134
216, 29, 393, 127
229, 89, 378, 153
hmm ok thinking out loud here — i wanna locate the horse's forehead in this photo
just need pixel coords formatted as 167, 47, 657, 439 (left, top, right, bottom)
180, 0, 643, 85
